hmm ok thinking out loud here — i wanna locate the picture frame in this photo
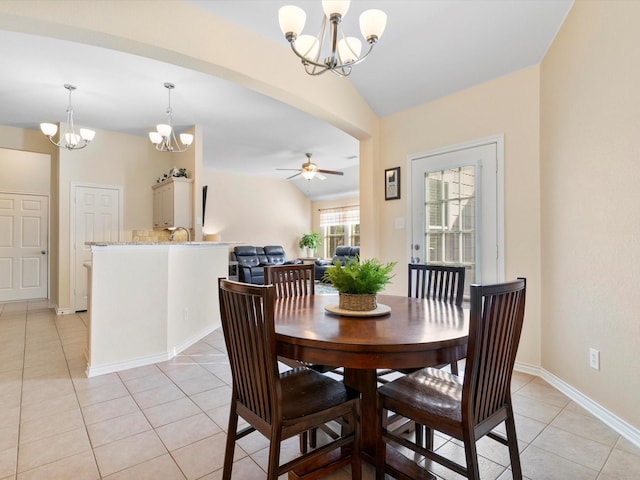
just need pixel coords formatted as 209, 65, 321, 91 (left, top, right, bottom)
385, 167, 401, 200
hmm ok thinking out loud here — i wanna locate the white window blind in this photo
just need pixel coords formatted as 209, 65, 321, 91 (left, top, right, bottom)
319, 206, 360, 227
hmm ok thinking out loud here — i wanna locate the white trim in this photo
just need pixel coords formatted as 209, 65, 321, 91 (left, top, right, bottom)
514, 362, 640, 449
406, 134, 505, 281
55, 306, 73, 315
86, 324, 217, 378
70, 182, 124, 312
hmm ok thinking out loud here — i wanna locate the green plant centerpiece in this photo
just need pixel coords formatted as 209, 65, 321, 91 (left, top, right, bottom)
324, 257, 396, 311
299, 232, 322, 256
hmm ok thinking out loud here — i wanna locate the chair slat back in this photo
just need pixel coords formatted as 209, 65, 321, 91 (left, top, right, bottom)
408, 264, 466, 306
218, 279, 278, 424
265, 263, 315, 298
463, 278, 526, 425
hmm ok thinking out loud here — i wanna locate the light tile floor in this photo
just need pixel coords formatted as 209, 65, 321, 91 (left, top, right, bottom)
0, 300, 639, 479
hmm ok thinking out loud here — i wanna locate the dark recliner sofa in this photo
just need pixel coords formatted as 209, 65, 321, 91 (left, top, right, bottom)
314, 246, 360, 281
233, 245, 299, 284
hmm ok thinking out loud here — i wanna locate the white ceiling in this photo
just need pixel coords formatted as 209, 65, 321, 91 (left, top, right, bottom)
0, 0, 572, 201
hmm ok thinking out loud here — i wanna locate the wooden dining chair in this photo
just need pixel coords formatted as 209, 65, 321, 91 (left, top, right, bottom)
376, 278, 526, 480
218, 279, 361, 480
265, 263, 315, 298
378, 264, 465, 383
265, 262, 341, 453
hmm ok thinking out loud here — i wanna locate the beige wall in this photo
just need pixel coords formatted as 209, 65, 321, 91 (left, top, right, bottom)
0, 148, 50, 193
201, 168, 311, 259
377, 67, 542, 366
541, 0, 640, 428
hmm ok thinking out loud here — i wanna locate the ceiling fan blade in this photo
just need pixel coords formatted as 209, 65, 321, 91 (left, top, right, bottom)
286, 172, 302, 180
317, 169, 344, 176
276, 168, 302, 171
316, 173, 327, 180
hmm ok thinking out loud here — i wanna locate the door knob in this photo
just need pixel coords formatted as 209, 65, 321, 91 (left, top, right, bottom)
41, 251, 46, 255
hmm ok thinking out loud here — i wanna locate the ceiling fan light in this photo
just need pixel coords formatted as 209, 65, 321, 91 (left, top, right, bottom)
338, 36, 362, 63
279, 5, 306, 36
149, 131, 162, 144
80, 128, 96, 142
295, 35, 320, 61
302, 170, 316, 180
179, 133, 193, 146
157, 124, 172, 137
40, 123, 57, 136
322, 0, 350, 18
360, 9, 387, 42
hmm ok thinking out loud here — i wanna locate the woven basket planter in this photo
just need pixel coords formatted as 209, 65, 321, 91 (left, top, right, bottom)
339, 293, 377, 311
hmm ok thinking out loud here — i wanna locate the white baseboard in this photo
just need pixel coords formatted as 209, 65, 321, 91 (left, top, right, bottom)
55, 306, 73, 315
85, 325, 217, 378
514, 361, 640, 448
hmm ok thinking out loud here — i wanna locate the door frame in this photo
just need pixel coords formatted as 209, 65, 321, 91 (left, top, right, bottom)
405, 134, 505, 282
70, 182, 124, 312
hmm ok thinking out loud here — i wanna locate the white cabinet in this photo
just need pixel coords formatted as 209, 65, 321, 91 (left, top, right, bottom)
152, 178, 193, 229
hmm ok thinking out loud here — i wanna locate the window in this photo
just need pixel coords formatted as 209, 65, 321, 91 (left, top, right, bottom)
319, 206, 360, 257
424, 166, 476, 284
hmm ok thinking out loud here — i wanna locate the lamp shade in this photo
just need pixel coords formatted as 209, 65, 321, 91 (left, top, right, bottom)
322, 0, 350, 18
296, 35, 320, 61
301, 170, 316, 180
360, 9, 387, 40
338, 37, 362, 63
64, 132, 81, 146
157, 124, 172, 137
80, 128, 96, 142
40, 123, 58, 136
279, 5, 306, 36
179, 133, 194, 146
149, 131, 162, 144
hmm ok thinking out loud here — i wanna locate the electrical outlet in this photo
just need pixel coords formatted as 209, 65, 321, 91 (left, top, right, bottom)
589, 348, 600, 370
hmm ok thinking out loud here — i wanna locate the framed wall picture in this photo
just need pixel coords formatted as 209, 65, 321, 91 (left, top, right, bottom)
385, 167, 401, 200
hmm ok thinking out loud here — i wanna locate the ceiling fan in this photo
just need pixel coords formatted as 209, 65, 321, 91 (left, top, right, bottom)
277, 153, 344, 180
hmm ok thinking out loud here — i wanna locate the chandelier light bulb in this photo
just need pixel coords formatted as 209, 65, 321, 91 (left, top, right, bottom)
279, 5, 306, 37
296, 35, 320, 61
322, 0, 350, 18
157, 124, 172, 137
179, 133, 194, 146
40, 122, 58, 137
360, 9, 387, 42
338, 36, 362, 63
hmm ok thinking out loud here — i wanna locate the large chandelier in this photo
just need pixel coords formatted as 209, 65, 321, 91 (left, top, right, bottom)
40, 84, 96, 150
149, 82, 193, 153
278, 0, 387, 77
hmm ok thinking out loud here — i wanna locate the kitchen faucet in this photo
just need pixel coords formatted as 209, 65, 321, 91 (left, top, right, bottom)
168, 227, 191, 242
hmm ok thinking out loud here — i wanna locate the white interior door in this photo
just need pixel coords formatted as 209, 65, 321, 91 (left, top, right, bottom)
409, 138, 504, 288
73, 185, 121, 311
0, 192, 48, 302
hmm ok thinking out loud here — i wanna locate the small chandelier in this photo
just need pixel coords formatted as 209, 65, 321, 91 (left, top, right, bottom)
149, 82, 193, 153
278, 0, 387, 77
40, 84, 96, 150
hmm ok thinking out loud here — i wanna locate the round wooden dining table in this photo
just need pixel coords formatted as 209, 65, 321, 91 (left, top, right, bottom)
274, 293, 469, 479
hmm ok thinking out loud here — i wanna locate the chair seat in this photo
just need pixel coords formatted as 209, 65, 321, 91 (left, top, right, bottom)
378, 367, 463, 433
280, 368, 359, 422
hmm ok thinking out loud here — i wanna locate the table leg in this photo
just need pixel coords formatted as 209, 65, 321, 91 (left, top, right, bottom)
343, 367, 435, 480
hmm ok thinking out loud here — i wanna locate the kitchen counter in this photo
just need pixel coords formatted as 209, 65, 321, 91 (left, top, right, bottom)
84, 242, 229, 377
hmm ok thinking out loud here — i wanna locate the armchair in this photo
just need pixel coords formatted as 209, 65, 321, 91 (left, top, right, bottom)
314, 246, 360, 281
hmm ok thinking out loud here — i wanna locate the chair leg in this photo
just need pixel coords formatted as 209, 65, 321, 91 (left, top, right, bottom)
350, 403, 362, 480
504, 407, 523, 479
415, 422, 424, 447
222, 407, 239, 480
299, 431, 308, 453
462, 431, 481, 480
450, 360, 459, 376
266, 432, 282, 480
375, 403, 387, 480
